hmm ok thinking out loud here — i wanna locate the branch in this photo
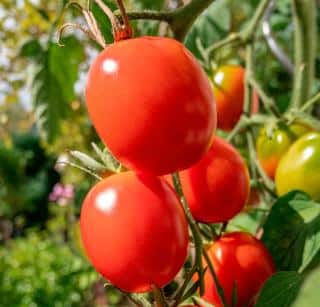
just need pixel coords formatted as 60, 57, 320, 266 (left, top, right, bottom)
290, 0, 317, 109
248, 76, 281, 117
172, 173, 205, 295
117, 0, 214, 41
206, 0, 270, 57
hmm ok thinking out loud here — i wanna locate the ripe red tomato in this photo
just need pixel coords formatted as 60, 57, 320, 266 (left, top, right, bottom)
80, 172, 189, 292
201, 232, 275, 307
212, 65, 259, 131
86, 37, 216, 175
276, 132, 320, 201
174, 137, 250, 223
256, 123, 312, 179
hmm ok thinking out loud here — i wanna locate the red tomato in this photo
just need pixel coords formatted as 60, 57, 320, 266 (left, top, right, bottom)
201, 232, 275, 307
212, 65, 259, 131
80, 172, 189, 292
174, 137, 250, 223
86, 37, 216, 175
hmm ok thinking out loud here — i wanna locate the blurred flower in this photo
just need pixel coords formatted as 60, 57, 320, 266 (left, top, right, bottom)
54, 154, 69, 172
49, 183, 74, 206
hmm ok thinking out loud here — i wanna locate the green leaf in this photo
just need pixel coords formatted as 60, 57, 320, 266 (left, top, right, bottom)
262, 191, 320, 272
49, 36, 84, 102
69, 150, 106, 172
292, 266, 320, 307
255, 271, 303, 307
185, 0, 231, 58
20, 39, 43, 58
91, 0, 117, 44
32, 36, 84, 142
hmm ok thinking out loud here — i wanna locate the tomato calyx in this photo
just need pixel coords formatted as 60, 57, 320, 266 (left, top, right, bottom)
58, 0, 133, 48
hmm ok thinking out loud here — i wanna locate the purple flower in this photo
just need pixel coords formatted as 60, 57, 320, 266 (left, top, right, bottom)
49, 183, 75, 205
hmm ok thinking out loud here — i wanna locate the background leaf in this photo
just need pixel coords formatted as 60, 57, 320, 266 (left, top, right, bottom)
185, 0, 231, 58
292, 266, 320, 307
262, 191, 320, 272
255, 271, 303, 307
32, 36, 84, 142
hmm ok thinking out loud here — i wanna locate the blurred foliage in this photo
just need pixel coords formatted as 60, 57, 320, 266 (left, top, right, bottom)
0, 230, 97, 307
0, 130, 60, 233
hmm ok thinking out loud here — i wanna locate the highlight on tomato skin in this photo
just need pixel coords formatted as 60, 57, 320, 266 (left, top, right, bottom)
80, 171, 189, 293
169, 137, 250, 223
86, 36, 216, 176
212, 65, 259, 131
275, 132, 320, 201
200, 232, 276, 307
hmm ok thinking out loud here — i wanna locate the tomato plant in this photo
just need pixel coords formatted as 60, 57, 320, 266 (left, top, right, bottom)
173, 137, 250, 223
201, 232, 275, 307
86, 37, 216, 175
80, 171, 189, 292
24, 0, 319, 306
276, 132, 320, 201
256, 123, 312, 179
212, 65, 259, 131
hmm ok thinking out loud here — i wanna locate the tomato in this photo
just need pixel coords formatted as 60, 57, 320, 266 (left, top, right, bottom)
173, 137, 250, 223
80, 172, 189, 292
201, 232, 275, 307
212, 65, 259, 131
275, 132, 320, 201
256, 123, 312, 179
86, 37, 216, 175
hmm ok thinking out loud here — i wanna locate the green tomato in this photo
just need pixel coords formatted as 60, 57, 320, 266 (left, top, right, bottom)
256, 123, 312, 179
275, 132, 320, 201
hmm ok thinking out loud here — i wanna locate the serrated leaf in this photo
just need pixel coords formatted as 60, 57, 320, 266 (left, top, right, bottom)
69, 150, 106, 172
102, 148, 121, 172
255, 271, 303, 307
262, 191, 320, 272
49, 36, 84, 102
91, 0, 117, 44
32, 36, 84, 142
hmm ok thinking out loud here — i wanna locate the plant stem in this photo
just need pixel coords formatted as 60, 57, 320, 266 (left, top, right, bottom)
152, 286, 169, 307
170, 0, 214, 40
172, 265, 197, 306
118, 0, 214, 41
206, 0, 270, 57
172, 173, 205, 295
290, 0, 317, 109
300, 91, 320, 113
202, 248, 228, 307
248, 76, 281, 117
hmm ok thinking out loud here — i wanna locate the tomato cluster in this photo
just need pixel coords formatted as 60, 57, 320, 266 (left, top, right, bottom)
80, 36, 276, 305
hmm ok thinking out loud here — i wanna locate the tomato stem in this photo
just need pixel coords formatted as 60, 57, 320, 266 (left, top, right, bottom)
152, 285, 169, 307
172, 173, 205, 295
290, 0, 317, 109
114, 0, 133, 40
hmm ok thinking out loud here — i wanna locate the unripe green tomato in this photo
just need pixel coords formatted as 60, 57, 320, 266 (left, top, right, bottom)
256, 123, 312, 179
275, 132, 320, 201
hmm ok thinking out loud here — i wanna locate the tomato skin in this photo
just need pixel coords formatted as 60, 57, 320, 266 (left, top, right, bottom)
212, 65, 259, 131
86, 37, 216, 175
276, 132, 320, 201
175, 137, 250, 223
256, 123, 312, 179
80, 172, 189, 292
201, 232, 275, 307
